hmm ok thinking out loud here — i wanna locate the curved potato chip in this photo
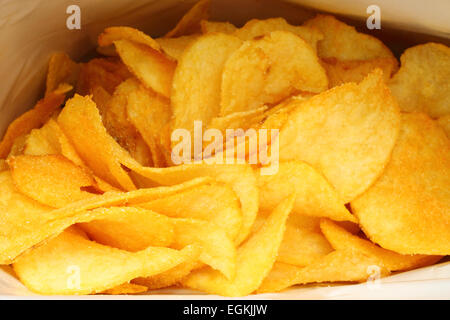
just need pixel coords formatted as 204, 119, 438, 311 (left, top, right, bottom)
9, 154, 99, 208
114, 39, 176, 98
220, 31, 328, 116
182, 195, 294, 297
304, 14, 396, 61
257, 250, 389, 293
45, 52, 79, 96
165, 0, 210, 38
351, 113, 450, 255
320, 219, 442, 272
171, 33, 242, 140
101, 282, 148, 295
201, 20, 237, 34
234, 17, 323, 51
0, 85, 70, 159
208, 106, 268, 132
156, 35, 199, 60
322, 57, 397, 87
80, 207, 175, 251
277, 70, 400, 203
58, 94, 136, 190
258, 161, 356, 222
437, 115, 450, 138
138, 182, 242, 241
13, 227, 198, 295
98, 26, 161, 51
389, 43, 450, 118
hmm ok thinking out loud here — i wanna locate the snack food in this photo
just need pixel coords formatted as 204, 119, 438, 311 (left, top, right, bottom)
0, 0, 448, 296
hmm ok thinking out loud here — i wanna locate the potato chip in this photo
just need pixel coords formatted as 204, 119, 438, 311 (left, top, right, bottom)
277, 70, 401, 203
9, 154, 99, 208
7, 134, 27, 158
351, 113, 450, 255
114, 39, 176, 98
91, 85, 112, 117
322, 57, 397, 87
165, 0, 210, 38
304, 14, 396, 61
0, 84, 70, 159
0, 159, 7, 171
133, 245, 201, 289
138, 183, 242, 241
389, 43, 450, 118
45, 52, 79, 96
101, 282, 148, 295
220, 31, 328, 116
234, 18, 323, 51
182, 196, 294, 296
257, 250, 389, 293
208, 106, 268, 132
320, 219, 442, 272
98, 26, 161, 51
171, 33, 242, 141
201, 20, 237, 34
259, 161, 356, 222
156, 35, 199, 60
80, 207, 174, 251
58, 94, 136, 190
437, 115, 450, 138
13, 227, 199, 295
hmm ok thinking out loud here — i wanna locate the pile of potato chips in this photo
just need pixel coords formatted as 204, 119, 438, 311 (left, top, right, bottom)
0, 0, 449, 296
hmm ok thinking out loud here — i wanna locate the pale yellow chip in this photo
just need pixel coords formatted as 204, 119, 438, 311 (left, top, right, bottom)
138, 182, 242, 241
165, 0, 210, 38
201, 20, 237, 34
98, 26, 161, 51
0, 85, 70, 159
322, 57, 397, 87
389, 43, 450, 118
304, 14, 396, 61
351, 113, 450, 255
101, 282, 148, 295
114, 39, 176, 98
277, 70, 400, 203
80, 207, 175, 251
258, 161, 356, 222
9, 154, 99, 208
13, 227, 199, 295
171, 33, 242, 143
58, 94, 136, 190
45, 52, 79, 96
257, 250, 389, 293
208, 106, 268, 132
155, 35, 200, 60
182, 195, 295, 297
220, 31, 328, 116
234, 17, 323, 51
437, 115, 450, 138
320, 219, 442, 272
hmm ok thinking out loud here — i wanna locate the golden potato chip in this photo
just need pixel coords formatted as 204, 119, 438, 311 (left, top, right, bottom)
133, 245, 201, 289
101, 282, 148, 295
234, 18, 323, 51
13, 227, 199, 295
7, 134, 27, 158
320, 219, 442, 272
322, 57, 397, 87
437, 115, 450, 138
0, 84, 70, 159
98, 26, 161, 51
58, 94, 136, 190
220, 31, 328, 116
156, 35, 199, 60
80, 207, 175, 251
351, 113, 450, 255
45, 52, 79, 96
277, 70, 400, 203
201, 20, 237, 34
182, 196, 294, 297
257, 250, 389, 293
170, 218, 236, 279
208, 106, 268, 132
114, 39, 176, 98
171, 33, 242, 141
165, 0, 210, 38
126, 82, 171, 167
259, 161, 356, 222
304, 14, 396, 61
138, 182, 242, 241
0, 159, 7, 171
91, 85, 112, 117
389, 43, 450, 118
9, 155, 99, 208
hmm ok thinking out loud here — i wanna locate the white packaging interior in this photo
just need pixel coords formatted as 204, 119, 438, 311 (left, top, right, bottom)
0, 0, 449, 298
